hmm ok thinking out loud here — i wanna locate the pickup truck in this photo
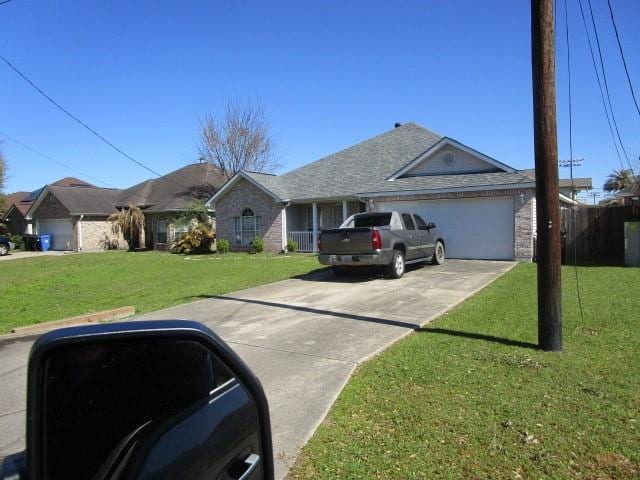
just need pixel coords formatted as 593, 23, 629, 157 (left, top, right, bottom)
318, 211, 445, 278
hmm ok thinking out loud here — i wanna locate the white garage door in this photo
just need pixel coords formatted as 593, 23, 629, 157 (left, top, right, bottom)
378, 197, 514, 260
39, 219, 74, 250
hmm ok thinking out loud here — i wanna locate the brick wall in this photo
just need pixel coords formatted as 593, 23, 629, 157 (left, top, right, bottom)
73, 217, 128, 251
215, 178, 283, 252
368, 188, 535, 261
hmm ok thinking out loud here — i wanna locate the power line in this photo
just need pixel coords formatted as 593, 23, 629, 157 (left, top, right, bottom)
563, 0, 585, 321
606, 0, 640, 119
0, 129, 118, 189
0, 54, 187, 189
586, 0, 632, 170
0, 0, 13, 5
577, 0, 625, 170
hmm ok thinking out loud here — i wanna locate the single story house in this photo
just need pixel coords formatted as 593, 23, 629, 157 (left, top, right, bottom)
1, 191, 32, 236
25, 184, 124, 250
24, 164, 224, 251
207, 122, 591, 261
115, 163, 225, 250
1, 177, 95, 237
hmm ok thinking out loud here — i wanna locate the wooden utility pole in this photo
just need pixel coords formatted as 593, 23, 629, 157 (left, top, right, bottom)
531, 0, 563, 351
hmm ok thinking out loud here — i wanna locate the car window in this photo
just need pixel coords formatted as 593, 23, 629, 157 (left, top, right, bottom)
401, 213, 416, 230
413, 214, 428, 230
353, 213, 392, 227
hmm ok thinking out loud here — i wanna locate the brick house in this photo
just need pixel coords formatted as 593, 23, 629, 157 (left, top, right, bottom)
23, 164, 225, 251
207, 123, 591, 260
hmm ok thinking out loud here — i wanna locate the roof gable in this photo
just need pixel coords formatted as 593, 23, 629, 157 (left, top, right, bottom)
387, 138, 516, 180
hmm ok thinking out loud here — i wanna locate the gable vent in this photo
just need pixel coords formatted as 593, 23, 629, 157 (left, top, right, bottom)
443, 152, 455, 165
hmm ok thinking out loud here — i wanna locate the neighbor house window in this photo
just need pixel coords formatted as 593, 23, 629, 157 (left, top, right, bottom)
233, 208, 262, 245
157, 220, 167, 243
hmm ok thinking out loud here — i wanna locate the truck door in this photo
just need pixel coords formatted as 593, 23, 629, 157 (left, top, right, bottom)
413, 214, 436, 258
400, 213, 419, 260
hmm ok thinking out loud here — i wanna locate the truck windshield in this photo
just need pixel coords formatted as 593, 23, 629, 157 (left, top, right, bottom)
353, 213, 392, 228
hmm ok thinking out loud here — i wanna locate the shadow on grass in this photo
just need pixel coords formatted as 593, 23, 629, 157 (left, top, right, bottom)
417, 327, 538, 350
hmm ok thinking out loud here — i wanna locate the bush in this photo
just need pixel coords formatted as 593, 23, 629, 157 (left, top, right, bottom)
251, 237, 264, 253
11, 235, 24, 250
286, 239, 298, 253
216, 239, 230, 254
170, 224, 215, 254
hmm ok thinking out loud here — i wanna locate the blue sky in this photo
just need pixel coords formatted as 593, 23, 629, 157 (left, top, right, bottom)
1, 0, 639, 202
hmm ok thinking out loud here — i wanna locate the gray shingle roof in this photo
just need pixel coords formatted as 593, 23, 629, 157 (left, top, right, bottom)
359, 171, 535, 194
47, 186, 121, 215
245, 123, 443, 201
117, 163, 225, 212
233, 123, 537, 202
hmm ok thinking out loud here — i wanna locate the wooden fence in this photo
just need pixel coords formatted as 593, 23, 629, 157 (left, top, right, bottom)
559, 205, 639, 264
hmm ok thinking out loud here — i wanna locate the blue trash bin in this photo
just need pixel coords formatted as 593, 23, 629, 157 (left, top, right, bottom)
39, 235, 51, 252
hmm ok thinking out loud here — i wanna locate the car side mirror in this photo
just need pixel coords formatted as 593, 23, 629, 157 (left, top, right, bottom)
4, 320, 274, 480
426, 222, 436, 230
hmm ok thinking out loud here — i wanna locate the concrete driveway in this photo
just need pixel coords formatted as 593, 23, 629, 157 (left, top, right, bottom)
0, 259, 514, 478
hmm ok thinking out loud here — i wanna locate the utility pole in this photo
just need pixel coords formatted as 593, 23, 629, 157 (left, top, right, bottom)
531, 0, 562, 351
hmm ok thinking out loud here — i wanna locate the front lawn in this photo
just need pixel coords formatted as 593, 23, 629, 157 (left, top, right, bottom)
290, 264, 640, 479
0, 251, 321, 334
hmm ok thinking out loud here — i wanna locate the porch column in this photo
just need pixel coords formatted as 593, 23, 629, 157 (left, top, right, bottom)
77, 215, 83, 251
342, 200, 348, 223
281, 205, 288, 251
312, 202, 318, 253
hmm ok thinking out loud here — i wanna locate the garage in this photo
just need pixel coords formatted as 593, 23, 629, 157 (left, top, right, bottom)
38, 219, 74, 251
378, 196, 515, 260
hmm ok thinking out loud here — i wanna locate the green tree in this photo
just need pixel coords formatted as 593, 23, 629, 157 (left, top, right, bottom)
108, 205, 145, 251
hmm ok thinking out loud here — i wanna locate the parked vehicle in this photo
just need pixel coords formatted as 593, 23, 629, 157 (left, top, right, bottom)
318, 211, 445, 278
0, 235, 15, 256
0, 321, 274, 480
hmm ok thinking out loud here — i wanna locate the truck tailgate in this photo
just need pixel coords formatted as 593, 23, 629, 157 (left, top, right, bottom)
320, 228, 375, 254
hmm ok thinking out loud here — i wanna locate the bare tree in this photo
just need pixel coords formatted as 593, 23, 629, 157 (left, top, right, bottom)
198, 100, 278, 180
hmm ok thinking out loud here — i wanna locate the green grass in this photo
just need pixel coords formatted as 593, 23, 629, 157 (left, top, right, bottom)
290, 264, 640, 479
0, 251, 321, 333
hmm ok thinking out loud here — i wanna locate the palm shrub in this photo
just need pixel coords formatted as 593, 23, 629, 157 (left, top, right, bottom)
251, 237, 265, 253
108, 205, 145, 251
171, 224, 215, 254
216, 239, 230, 253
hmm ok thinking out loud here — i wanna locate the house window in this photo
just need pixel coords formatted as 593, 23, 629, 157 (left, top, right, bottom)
157, 220, 167, 243
173, 224, 189, 242
233, 208, 262, 245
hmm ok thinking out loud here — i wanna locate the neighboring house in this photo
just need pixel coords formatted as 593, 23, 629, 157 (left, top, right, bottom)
1, 191, 32, 236
207, 122, 592, 261
25, 184, 124, 250
521, 170, 592, 202
115, 163, 225, 250
22, 164, 225, 252
1, 178, 95, 237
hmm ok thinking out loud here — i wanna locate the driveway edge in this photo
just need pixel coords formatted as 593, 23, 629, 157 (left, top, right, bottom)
283, 261, 518, 479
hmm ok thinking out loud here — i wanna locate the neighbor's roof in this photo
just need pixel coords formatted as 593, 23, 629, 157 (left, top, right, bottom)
116, 163, 225, 212
3, 191, 32, 217
45, 185, 122, 215
521, 169, 592, 190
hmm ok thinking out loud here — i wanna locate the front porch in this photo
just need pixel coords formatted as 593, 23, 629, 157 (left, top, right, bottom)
286, 200, 363, 252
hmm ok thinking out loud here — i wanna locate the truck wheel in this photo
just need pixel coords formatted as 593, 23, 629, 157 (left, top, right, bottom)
432, 241, 445, 265
386, 250, 405, 279
332, 266, 350, 277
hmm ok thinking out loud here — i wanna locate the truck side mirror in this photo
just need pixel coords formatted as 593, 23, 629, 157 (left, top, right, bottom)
427, 222, 436, 230
5, 320, 274, 480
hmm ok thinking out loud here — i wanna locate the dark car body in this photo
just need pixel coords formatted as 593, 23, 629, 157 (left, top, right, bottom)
318, 211, 445, 278
0, 235, 15, 256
